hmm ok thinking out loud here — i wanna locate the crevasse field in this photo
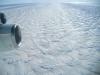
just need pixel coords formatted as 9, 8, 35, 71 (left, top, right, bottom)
0, 3, 100, 75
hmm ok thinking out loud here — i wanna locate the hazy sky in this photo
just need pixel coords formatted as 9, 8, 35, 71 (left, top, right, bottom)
0, 0, 100, 5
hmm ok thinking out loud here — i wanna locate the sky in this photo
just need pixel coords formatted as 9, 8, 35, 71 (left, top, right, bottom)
0, 0, 100, 5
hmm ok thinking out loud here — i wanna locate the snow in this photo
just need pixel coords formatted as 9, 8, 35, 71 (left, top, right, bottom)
0, 3, 100, 75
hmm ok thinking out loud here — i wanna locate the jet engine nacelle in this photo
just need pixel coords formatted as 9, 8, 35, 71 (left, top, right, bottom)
0, 12, 22, 51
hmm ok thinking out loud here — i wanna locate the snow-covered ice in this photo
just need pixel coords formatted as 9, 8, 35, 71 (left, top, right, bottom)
0, 3, 100, 75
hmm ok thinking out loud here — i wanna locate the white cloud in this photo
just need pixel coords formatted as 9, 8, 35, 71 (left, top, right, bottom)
0, 0, 100, 5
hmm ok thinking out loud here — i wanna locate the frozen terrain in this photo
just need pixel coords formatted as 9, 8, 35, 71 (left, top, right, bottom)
0, 3, 100, 75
